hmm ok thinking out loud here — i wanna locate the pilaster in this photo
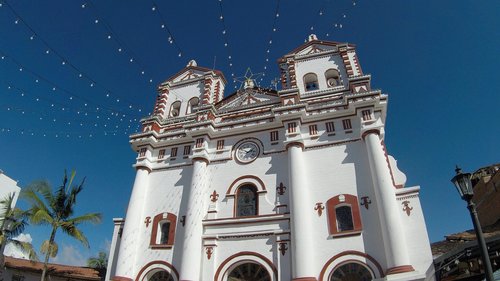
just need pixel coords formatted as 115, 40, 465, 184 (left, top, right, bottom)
178, 157, 209, 281
363, 131, 414, 275
114, 167, 150, 279
288, 143, 317, 281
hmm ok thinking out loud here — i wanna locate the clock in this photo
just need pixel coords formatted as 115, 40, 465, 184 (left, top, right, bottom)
235, 141, 260, 163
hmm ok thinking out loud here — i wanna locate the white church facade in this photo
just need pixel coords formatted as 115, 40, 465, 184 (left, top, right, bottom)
107, 35, 434, 281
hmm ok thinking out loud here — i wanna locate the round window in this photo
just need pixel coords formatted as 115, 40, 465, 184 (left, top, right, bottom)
330, 263, 373, 281
227, 262, 271, 281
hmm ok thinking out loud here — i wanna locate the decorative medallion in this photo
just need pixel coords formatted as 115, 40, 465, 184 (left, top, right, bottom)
360, 196, 372, 210
276, 182, 286, 195
144, 216, 151, 228
278, 242, 288, 256
210, 190, 219, 202
235, 141, 260, 164
314, 202, 325, 216
402, 200, 413, 216
206, 246, 213, 260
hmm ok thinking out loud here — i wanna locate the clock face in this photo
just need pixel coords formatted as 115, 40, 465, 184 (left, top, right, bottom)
236, 141, 260, 163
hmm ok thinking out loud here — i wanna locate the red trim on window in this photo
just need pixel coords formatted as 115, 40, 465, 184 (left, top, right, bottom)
318, 251, 385, 281
149, 213, 177, 248
135, 260, 179, 281
326, 194, 362, 236
214, 251, 278, 281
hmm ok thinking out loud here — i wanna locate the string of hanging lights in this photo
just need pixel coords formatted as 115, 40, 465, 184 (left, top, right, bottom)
260, 0, 282, 89
0, 125, 137, 139
150, 0, 183, 58
216, 0, 236, 89
0, 51, 135, 120
81, 0, 189, 104
81, 0, 155, 85
1, 0, 145, 116
308, 0, 326, 33
1, 81, 138, 129
324, 0, 359, 38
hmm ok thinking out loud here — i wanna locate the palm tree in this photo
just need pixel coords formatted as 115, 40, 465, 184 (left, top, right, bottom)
22, 170, 102, 281
0, 193, 37, 279
87, 251, 107, 278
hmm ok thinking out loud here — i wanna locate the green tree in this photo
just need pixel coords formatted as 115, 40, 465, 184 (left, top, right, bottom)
87, 251, 107, 278
0, 193, 38, 280
22, 170, 102, 281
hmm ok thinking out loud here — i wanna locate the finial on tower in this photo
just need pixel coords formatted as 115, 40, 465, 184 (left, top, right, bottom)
187, 60, 197, 67
308, 34, 318, 42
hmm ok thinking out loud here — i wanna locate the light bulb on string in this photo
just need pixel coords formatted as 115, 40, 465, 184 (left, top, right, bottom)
30, 35, 34, 40
161, 24, 165, 29
94, 19, 99, 24
81, 3, 86, 8
152, 6, 156, 11
14, 19, 19, 24
45, 50, 50, 54
107, 35, 111, 39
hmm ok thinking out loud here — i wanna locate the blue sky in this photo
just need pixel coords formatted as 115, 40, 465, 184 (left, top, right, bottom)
0, 0, 498, 266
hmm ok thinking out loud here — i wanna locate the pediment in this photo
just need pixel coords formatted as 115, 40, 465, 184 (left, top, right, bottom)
217, 88, 279, 111
171, 68, 206, 83
295, 43, 338, 56
282, 39, 344, 58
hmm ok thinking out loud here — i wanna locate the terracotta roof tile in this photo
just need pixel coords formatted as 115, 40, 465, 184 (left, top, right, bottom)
5, 256, 101, 280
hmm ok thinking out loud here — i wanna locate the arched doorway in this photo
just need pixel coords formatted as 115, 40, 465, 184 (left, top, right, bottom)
330, 262, 373, 281
149, 270, 175, 281
227, 262, 271, 281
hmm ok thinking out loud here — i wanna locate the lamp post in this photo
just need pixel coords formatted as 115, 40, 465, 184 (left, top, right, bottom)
451, 166, 494, 281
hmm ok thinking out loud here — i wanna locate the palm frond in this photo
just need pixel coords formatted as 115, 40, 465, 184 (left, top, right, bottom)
8, 239, 39, 261
21, 183, 52, 215
60, 221, 89, 248
66, 212, 102, 225
5, 218, 28, 238
30, 209, 53, 225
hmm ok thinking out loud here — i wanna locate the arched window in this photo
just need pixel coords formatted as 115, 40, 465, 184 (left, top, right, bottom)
149, 270, 175, 281
236, 184, 258, 217
228, 262, 271, 281
325, 69, 341, 87
169, 101, 181, 117
330, 262, 373, 281
336, 206, 354, 232
303, 73, 319, 91
159, 221, 170, 244
150, 213, 177, 248
186, 97, 199, 114
327, 194, 362, 236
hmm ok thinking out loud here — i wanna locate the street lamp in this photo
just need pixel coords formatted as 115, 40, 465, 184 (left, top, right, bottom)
451, 166, 494, 281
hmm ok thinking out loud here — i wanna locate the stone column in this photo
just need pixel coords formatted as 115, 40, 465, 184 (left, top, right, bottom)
287, 143, 317, 281
114, 167, 150, 279
178, 158, 209, 281
363, 131, 414, 275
